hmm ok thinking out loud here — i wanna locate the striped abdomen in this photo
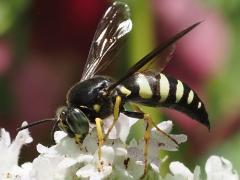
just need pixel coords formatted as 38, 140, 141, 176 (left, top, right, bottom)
118, 71, 210, 129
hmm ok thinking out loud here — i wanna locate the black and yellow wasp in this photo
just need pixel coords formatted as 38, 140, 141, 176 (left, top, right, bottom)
19, 1, 209, 175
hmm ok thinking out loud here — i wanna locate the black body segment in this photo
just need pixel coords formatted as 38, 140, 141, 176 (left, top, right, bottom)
67, 76, 112, 106
118, 71, 210, 128
67, 76, 115, 121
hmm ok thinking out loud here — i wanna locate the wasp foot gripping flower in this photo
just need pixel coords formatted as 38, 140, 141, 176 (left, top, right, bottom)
0, 115, 239, 180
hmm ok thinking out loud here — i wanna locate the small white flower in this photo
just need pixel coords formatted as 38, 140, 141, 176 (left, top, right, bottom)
31, 130, 96, 179
76, 145, 114, 180
105, 138, 145, 179
112, 154, 144, 179
205, 156, 239, 180
151, 121, 187, 151
127, 120, 187, 172
167, 155, 239, 180
0, 122, 33, 179
1, 117, 239, 180
168, 162, 200, 180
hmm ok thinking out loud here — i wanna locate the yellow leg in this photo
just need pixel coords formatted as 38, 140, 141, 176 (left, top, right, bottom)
105, 96, 121, 140
150, 116, 178, 145
132, 105, 179, 178
133, 105, 179, 146
142, 114, 153, 178
95, 118, 104, 160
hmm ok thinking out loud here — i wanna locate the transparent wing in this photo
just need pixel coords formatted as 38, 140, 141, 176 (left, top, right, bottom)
81, 2, 132, 81
139, 44, 176, 73
107, 22, 201, 92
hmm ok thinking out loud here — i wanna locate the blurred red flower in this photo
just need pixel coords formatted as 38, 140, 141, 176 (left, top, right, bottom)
0, 41, 12, 75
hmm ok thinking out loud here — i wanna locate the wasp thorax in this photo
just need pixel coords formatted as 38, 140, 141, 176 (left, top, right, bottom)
56, 106, 90, 143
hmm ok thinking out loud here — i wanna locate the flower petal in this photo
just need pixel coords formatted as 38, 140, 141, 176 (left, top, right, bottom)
103, 113, 138, 142
76, 145, 114, 179
150, 121, 187, 152
11, 122, 33, 148
0, 128, 11, 147
0, 122, 33, 174
95, 145, 115, 163
169, 161, 194, 179
36, 144, 49, 154
205, 155, 239, 180
54, 131, 67, 143
155, 120, 173, 133
57, 158, 77, 169
193, 166, 201, 180
76, 164, 97, 178
82, 129, 98, 154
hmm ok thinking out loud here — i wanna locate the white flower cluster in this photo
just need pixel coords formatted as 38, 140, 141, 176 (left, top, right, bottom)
0, 115, 239, 180
166, 156, 239, 180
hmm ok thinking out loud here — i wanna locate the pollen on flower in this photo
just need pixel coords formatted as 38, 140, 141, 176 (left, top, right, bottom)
97, 167, 101, 172
124, 157, 130, 169
158, 142, 165, 147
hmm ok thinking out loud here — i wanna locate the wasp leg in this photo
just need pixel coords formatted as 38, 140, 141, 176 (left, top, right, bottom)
95, 117, 104, 160
132, 105, 179, 146
122, 109, 179, 145
122, 110, 152, 177
122, 108, 179, 177
105, 96, 122, 140
142, 113, 153, 177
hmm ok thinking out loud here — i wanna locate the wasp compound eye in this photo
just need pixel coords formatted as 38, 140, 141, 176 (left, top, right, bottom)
65, 108, 90, 143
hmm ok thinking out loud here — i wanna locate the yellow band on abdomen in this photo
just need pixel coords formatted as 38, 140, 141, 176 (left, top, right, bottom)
159, 74, 170, 102
137, 74, 153, 99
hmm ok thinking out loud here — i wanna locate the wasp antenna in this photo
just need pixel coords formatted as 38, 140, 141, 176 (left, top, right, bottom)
50, 120, 59, 143
17, 118, 56, 131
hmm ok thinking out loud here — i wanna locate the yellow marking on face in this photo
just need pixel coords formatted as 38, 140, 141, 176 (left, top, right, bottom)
187, 90, 194, 104
120, 86, 131, 96
74, 134, 81, 144
159, 73, 170, 102
198, 102, 202, 109
175, 80, 184, 103
93, 104, 101, 112
137, 74, 153, 99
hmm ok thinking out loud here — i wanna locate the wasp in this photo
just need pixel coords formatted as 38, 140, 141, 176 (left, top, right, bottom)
19, 1, 209, 176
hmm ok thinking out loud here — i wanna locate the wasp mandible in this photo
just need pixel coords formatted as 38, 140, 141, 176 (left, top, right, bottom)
18, 1, 210, 175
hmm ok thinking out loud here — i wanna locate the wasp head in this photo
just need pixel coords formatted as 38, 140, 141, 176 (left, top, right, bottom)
56, 106, 90, 144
